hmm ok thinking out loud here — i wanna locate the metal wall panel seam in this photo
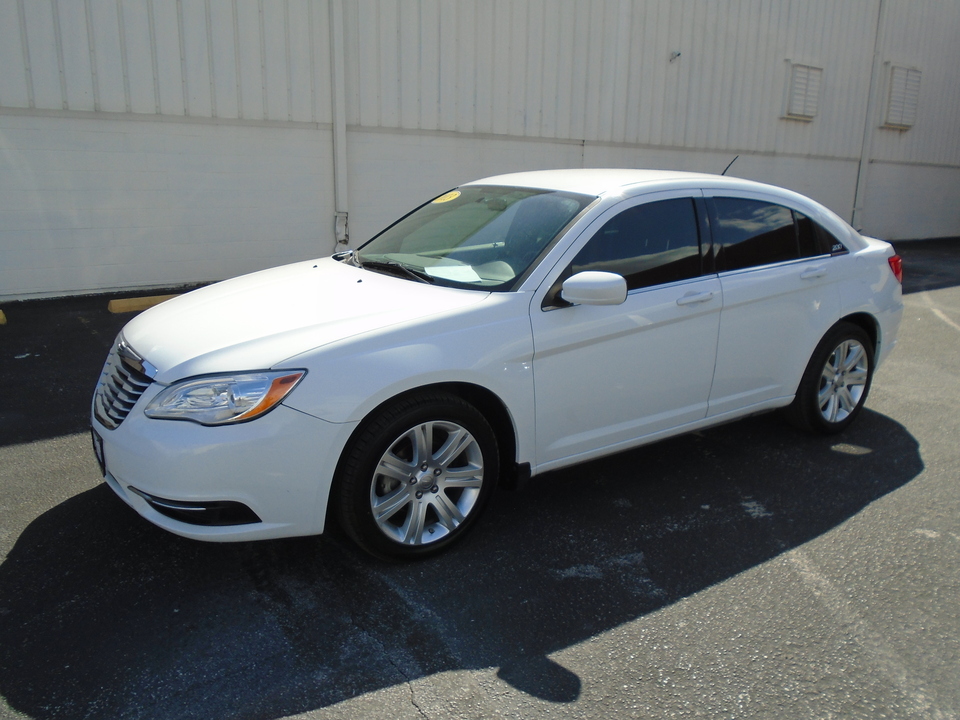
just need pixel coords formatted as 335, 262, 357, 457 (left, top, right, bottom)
338, 123, 867, 165
509, 0, 528, 138
459, 0, 479, 135
117, 0, 132, 113
747, 0, 778, 148
853, 0, 888, 229
654, 0, 671, 146
340, 0, 356, 124
329, 0, 349, 220
355, 0, 375, 127
752, 0, 776, 153
821, 0, 845, 158
16, 0, 34, 109
147, 0, 160, 114
700, 0, 721, 151
898, 0, 922, 160
526, 0, 544, 139
795, 0, 813, 155
231, 0, 243, 118
344, 122, 586, 146
92, 2, 129, 114
258, 0, 268, 119
473, 0, 493, 134
308, 0, 317, 123
673, 0, 694, 149
772, 0, 793, 155
821, 0, 838, 156
692, 0, 710, 148
0, 105, 335, 131
396, 1, 416, 129
663, 0, 682, 149
607, 0, 631, 144
284, 0, 292, 121
583, 0, 605, 142
85, 0, 100, 112
825, 0, 847, 159
621, 0, 639, 145
848, 2, 878, 157
738, 0, 753, 150
205, 0, 217, 118
868, 158, 960, 171
51, 0, 68, 110
175, 0, 188, 115
582, 134, 862, 163
55, 1, 90, 111
495, 0, 509, 135
377, 0, 389, 128
419, 0, 438, 130
723, 0, 757, 150
381, 0, 400, 130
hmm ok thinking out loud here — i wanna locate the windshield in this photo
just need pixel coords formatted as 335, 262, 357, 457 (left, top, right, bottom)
355, 185, 595, 290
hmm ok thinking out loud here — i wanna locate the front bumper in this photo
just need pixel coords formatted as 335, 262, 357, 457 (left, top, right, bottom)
92, 386, 357, 542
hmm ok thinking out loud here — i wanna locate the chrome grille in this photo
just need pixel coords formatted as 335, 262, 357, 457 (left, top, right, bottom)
93, 338, 155, 429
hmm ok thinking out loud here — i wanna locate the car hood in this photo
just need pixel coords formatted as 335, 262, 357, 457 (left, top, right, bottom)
121, 257, 490, 384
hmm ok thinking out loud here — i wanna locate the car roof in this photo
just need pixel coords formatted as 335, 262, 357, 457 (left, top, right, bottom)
465, 168, 744, 197
464, 167, 864, 250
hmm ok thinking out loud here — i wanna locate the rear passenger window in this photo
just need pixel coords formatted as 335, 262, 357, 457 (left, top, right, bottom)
569, 198, 702, 291
711, 198, 797, 271
796, 212, 848, 257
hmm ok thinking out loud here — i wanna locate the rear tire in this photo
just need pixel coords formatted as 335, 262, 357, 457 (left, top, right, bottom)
784, 322, 875, 435
335, 392, 498, 560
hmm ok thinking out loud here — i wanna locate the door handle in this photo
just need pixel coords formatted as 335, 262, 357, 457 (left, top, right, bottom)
800, 266, 827, 280
676, 291, 715, 306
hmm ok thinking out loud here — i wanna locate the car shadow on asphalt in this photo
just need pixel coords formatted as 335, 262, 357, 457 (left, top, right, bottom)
0, 408, 922, 719
893, 238, 960, 295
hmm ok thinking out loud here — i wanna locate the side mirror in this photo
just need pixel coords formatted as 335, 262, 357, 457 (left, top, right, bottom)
560, 271, 627, 306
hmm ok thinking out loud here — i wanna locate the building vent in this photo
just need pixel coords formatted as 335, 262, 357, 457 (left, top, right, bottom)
785, 64, 823, 121
883, 66, 921, 130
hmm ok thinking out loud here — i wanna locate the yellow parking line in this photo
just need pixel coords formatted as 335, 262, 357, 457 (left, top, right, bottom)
107, 295, 179, 314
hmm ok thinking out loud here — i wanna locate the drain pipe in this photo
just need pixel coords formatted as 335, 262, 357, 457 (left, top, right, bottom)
852, 0, 889, 232
329, 0, 349, 249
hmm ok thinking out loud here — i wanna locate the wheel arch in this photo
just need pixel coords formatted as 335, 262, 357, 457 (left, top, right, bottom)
434, 382, 519, 488
838, 312, 879, 353
328, 381, 521, 525
783, 314, 877, 434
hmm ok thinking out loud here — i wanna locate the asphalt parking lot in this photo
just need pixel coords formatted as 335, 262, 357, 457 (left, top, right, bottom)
1, 239, 958, 720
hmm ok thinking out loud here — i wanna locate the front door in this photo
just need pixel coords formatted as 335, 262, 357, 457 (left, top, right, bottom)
530, 193, 721, 471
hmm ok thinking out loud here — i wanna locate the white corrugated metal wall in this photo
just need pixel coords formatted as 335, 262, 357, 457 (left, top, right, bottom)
1, 0, 958, 299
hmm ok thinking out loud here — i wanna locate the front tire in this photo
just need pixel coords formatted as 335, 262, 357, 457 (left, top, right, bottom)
785, 321, 875, 434
335, 392, 499, 560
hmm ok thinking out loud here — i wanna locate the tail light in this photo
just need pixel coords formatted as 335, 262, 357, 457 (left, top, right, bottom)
888, 254, 903, 284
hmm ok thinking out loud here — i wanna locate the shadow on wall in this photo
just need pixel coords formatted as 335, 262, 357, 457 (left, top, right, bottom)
0, 409, 922, 719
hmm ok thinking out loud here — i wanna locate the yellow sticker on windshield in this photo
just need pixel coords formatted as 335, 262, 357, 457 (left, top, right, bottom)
432, 190, 461, 203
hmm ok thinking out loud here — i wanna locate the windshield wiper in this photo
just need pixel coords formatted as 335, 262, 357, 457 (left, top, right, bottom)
357, 259, 435, 284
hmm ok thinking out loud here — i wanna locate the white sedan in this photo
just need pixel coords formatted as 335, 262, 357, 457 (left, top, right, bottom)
91, 169, 903, 559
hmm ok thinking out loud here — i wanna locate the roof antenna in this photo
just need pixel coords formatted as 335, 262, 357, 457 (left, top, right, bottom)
721, 155, 739, 176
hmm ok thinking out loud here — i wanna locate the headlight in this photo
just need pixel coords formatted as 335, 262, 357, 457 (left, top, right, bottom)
144, 371, 306, 425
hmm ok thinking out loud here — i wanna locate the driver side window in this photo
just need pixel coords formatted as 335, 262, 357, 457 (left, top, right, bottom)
569, 197, 703, 291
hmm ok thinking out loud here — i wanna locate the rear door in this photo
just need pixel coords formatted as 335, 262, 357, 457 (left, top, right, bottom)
704, 193, 842, 417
